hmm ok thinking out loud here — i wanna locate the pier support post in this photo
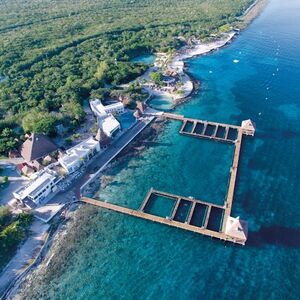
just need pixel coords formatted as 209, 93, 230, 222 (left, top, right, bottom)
139, 188, 153, 212
212, 125, 218, 138
180, 120, 187, 133
225, 126, 230, 140
201, 122, 208, 135
186, 201, 196, 224
170, 198, 181, 220
192, 121, 198, 133
203, 206, 211, 229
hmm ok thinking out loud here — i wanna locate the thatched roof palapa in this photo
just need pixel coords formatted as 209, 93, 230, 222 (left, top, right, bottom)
20, 133, 58, 162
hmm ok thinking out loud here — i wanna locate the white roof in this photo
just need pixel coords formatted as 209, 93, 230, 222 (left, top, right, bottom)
65, 137, 99, 155
101, 115, 120, 137
225, 216, 248, 242
90, 99, 107, 117
90, 99, 124, 118
241, 119, 255, 130
60, 137, 99, 168
14, 170, 57, 200
104, 102, 124, 110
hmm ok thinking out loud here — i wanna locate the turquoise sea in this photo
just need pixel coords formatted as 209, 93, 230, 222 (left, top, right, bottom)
24, 0, 300, 299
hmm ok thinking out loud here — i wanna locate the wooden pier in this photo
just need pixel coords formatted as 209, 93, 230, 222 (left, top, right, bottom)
222, 128, 243, 231
81, 113, 254, 245
81, 196, 246, 245
179, 118, 240, 144
163, 113, 247, 230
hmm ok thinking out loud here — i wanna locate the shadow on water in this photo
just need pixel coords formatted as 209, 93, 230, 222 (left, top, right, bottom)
255, 129, 299, 140
247, 225, 300, 248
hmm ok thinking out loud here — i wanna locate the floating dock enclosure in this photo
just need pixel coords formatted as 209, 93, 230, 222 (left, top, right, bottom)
82, 114, 254, 245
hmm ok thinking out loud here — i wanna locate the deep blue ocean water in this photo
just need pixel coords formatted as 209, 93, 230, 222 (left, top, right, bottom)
28, 1, 300, 299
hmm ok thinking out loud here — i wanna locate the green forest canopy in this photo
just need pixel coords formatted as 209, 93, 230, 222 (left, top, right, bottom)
0, 0, 253, 151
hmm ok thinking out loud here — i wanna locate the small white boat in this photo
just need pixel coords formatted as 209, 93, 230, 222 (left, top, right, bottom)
233, 59, 239, 63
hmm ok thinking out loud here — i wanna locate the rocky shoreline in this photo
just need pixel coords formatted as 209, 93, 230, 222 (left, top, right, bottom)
5, 1, 268, 298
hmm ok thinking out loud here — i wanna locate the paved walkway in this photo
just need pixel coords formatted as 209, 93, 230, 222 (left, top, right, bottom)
0, 164, 29, 207
0, 220, 49, 296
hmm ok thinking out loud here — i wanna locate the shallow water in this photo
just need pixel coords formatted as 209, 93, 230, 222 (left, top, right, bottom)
23, 0, 300, 299
149, 94, 174, 110
130, 54, 155, 64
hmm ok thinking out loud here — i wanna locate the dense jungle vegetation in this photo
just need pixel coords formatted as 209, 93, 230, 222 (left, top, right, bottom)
0, 0, 253, 154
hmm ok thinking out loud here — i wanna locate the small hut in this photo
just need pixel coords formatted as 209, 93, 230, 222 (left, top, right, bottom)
133, 109, 141, 120
95, 128, 111, 148
241, 119, 256, 136
136, 101, 147, 115
224, 216, 248, 243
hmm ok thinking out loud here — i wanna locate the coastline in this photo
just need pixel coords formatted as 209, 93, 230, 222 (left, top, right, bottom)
2, 1, 268, 298
144, 0, 268, 107
142, 32, 236, 104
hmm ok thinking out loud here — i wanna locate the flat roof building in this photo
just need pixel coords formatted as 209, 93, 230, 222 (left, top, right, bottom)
59, 137, 100, 174
13, 169, 61, 208
90, 99, 123, 137
100, 114, 121, 137
90, 99, 124, 119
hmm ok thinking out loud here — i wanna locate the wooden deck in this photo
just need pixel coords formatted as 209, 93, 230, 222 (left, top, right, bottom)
179, 118, 240, 144
81, 114, 253, 245
163, 113, 245, 233
81, 196, 246, 245
222, 128, 243, 231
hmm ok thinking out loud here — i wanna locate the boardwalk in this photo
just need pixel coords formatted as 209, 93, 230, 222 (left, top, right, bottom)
222, 128, 243, 231
179, 118, 240, 144
163, 113, 247, 232
82, 114, 254, 245
81, 197, 246, 245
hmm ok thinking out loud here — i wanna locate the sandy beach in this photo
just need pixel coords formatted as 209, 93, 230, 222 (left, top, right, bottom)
1, 1, 269, 298
143, 32, 236, 104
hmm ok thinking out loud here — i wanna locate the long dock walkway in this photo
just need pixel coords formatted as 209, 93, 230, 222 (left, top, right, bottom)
222, 128, 243, 231
81, 197, 246, 245
164, 113, 247, 231
82, 113, 254, 245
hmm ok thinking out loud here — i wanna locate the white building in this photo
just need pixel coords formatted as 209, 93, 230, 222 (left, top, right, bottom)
90, 99, 124, 120
90, 99, 124, 137
13, 169, 61, 208
59, 137, 100, 174
100, 115, 121, 137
